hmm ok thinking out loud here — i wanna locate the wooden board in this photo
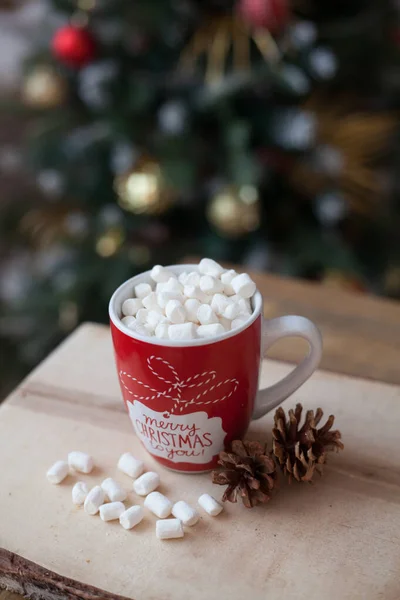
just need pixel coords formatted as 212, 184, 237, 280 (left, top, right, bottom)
185, 259, 400, 386
1, 323, 400, 600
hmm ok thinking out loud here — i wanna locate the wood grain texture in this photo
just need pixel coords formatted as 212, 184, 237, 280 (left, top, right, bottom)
1, 324, 400, 600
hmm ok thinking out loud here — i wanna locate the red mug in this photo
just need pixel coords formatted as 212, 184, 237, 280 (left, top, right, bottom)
109, 265, 323, 473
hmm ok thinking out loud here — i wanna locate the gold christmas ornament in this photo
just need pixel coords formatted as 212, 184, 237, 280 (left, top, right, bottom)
95, 226, 125, 257
22, 65, 68, 109
207, 184, 261, 238
114, 157, 177, 215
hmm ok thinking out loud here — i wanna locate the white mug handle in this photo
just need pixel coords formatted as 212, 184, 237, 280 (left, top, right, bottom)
252, 316, 323, 420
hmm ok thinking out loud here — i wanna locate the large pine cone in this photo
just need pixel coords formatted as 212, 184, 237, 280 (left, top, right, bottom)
212, 440, 279, 508
272, 403, 344, 483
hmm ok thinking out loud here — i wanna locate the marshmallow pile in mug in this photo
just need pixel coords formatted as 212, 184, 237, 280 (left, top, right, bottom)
120, 258, 256, 341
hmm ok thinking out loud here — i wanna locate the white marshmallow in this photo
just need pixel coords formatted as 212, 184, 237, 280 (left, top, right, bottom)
184, 298, 200, 323
142, 292, 161, 311
121, 316, 136, 328
231, 295, 252, 315
134, 283, 152, 299
220, 269, 237, 296
133, 471, 160, 496
99, 501, 125, 522
72, 481, 89, 505
168, 322, 197, 341
163, 277, 183, 294
166, 299, 186, 324
197, 304, 219, 325
68, 451, 94, 474
198, 493, 223, 516
101, 478, 127, 502
185, 271, 201, 286
144, 492, 173, 518
178, 272, 189, 285
131, 322, 150, 337
219, 316, 231, 331
119, 505, 144, 530
157, 290, 184, 309
118, 453, 144, 479
147, 310, 167, 328
155, 323, 170, 339
122, 298, 143, 317
199, 258, 224, 277
231, 273, 256, 299
46, 460, 69, 485
172, 501, 199, 526
144, 324, 155, 336
156, 518, 184, 540
199, 275, 224, 295
183, 285, 210, 304
231, 317, 249, 330
150, 265, 174, 283
211, 293, 231, 316
136, 308, 149, 324
223, 302, 240, 321
84, 486, 105, 515
197, 324, 225, 338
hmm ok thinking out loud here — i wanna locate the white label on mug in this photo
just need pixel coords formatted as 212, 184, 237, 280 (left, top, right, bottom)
127, 400, 226, 464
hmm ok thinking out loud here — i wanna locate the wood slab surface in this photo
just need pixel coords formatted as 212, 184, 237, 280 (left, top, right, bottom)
1, 323, 400, 600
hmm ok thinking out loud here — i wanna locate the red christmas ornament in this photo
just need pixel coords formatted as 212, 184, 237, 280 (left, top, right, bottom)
52, 25, 96, 68
239, 0, 290, 33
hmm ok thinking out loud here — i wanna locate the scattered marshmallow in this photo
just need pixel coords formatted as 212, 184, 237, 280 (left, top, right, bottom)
120, 505, 144, 530
223, 302, 240, 321
231, 317, 249, 330
136, 308, 149, 324
172, 501, 199, 526
211, 293, 231, 316
166, 299, 186, 324
46, 460, 69, 485
131, 322, 150, 336
156, 518, 184, 540
72, 481, 89, 505
197, 304, 219, 326
219, 316, 231, 331
144, 492, 173, 518
68, 451, 94, 474
155, 323, 170, 339
147, 310, 167, 328
121, 315, 137, 329
122, 298, 143, 317
84, 486, 105, 515
197, 324, 225, 338
183, 285, 210, 304
184, 298, 201, 323
99, 501, 125, 522
220, 269, 237, 296
133, 472, 160, 496
118, 453, 144, 479
198, 493, 223, 516
142, 292, 160, 311
151, 265, 174, 283
101, 478, 127, 502
134, 283, 152, 299
231, 273, 256, 299
199, 258, 224, 277
178, 272, 189, 285
199, 275, 223, 295
185, 271, 201, 286
169, 322, 197, 341
157, 290, 184, 309
163, 277, 183, 294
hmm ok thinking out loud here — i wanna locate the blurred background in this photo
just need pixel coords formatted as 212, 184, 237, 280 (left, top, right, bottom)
0, 0, 399, 397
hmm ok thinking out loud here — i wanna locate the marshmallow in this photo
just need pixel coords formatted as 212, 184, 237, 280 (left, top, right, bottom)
136, 308, 149, 324
142, 292, 161, 311
131, 322, 150, 337
198, 493, 223, 516
168, 322, 197, 341
197, 304, 219, 326
220, 269, 237, 296
199, 258, 224, 277
133, 471, 160, 496
223, 302, 240, 321
134, 283, 152, 299
231, 273, 256, 299
99, 501, 125, 522
144, 492, 173, 518
163, 277, 183, 294
72, 481, 89, 505
219, 316, 231, 331
199, 275, 224, 295
119, 505, 144, 530
211, 293, 231, 316
184, 298, 200, 323
101, 478, 127, 502
155, 323, 170, 339
183, 285, 210, 304
150, 265, 174, 283
166, 299, 186, 324
46, 460, 69, 485
147, 310, 167, 328
197, 324, 225, 338
185, 271, 201, 286
156, 518, 184, 540
121, 316, 136, 328
178, 272, 189, 285
157, 290, 184, 309
172, 501, 199, 526
122, 298, 143, 317
84, 486, 105, 515
118, 453, 144, 479
231, 317, 249, 330
68, 451, 94, 474
231, 295, 252, 315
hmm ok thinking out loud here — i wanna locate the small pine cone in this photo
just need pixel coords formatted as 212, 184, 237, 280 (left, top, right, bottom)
272, 403, 344, 483
212, 440, 279, 508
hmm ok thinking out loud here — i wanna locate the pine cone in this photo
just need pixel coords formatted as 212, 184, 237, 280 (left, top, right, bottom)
272, 403, 344, 483
212, 440, 279, 508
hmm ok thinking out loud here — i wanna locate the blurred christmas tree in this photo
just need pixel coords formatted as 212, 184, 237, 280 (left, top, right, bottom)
1, 0, 400, 394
